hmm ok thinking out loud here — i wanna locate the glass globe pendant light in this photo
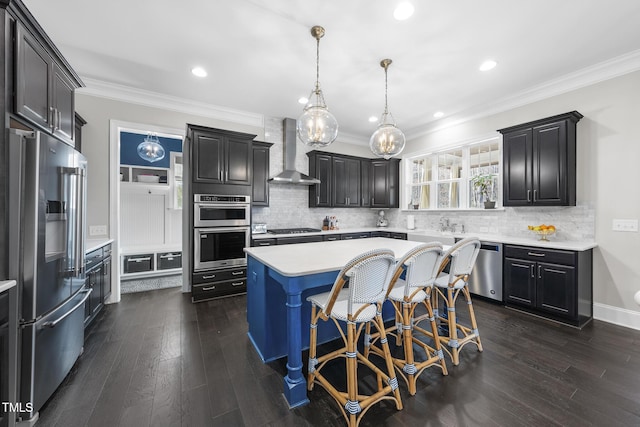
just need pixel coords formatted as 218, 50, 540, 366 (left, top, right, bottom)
297, 25, 338, 147
369, 59, 406, 159
137, 132, 166, 163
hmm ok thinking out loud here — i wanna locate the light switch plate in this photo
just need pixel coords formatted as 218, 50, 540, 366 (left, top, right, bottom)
89, 225, 107, 236
612, 219, 638, 232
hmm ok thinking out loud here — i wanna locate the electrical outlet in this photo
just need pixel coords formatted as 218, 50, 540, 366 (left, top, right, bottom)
612, 219, 638, 232
89, 225, 107, 236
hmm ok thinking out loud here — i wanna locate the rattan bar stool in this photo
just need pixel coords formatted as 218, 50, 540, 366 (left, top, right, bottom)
364, 243, 448, 395
306, 249, 403, 427
430, 237, 483, 366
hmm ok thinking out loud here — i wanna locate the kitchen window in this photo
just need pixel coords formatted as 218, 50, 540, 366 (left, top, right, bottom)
404, 136, 501, 210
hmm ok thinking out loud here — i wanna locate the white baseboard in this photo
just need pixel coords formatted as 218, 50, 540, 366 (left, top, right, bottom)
593, 303, 640, 331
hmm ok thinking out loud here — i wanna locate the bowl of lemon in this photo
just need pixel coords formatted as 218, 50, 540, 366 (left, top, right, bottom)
528, 224, 556, 241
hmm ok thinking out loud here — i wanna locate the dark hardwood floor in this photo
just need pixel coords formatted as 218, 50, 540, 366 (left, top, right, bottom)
34, 287, 640, 427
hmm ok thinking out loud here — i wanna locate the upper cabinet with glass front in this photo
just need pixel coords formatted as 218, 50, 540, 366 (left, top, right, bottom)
405, 137, 501, 210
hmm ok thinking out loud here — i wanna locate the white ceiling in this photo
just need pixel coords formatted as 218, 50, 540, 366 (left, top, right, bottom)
23, 0, 640, 142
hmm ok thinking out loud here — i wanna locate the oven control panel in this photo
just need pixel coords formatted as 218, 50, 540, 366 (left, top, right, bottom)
194, 194, 250, 204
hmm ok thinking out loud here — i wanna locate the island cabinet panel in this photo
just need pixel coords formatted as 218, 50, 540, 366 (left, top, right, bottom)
360, 160, 371, 207
503, 244, 591, 327
499, 111, 582, 207
188, 124, 256, 187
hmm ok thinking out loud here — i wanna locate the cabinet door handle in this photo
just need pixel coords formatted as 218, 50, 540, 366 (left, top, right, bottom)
231, 271, 243, 275
317, 196, 320, 205
226, 170, 229, 181
533, 190, 537, 202
538, 265, 542, 279
527, 190, 531, 203
231, 282, 244, 286
57, 110, 62, 131
527, 252, 546, 257
202, 274, 216, 279
219, 171, 223, 181
202, 285, 216, 291
530, 265, 535, 278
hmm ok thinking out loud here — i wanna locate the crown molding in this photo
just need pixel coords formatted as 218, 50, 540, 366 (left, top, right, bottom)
405, 49, 640, 141
77, 77, 265, 129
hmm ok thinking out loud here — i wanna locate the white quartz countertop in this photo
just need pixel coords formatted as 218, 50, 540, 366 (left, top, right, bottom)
251, 227, 596, 251
406, 230, 597, 251
86, 238, 114, 254
245, 237, 429, 277
252, 227, 410, 239
0, 279, 17, 293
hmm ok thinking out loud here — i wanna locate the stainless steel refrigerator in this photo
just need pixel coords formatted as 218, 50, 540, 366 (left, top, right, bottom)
7, 129, 89, 424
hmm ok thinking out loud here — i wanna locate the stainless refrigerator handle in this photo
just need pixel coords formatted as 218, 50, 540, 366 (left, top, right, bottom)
42, 288, 92, 329
62, 166, 86, 277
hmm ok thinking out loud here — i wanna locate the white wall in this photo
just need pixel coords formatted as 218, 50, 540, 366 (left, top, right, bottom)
406, 70, 640, 318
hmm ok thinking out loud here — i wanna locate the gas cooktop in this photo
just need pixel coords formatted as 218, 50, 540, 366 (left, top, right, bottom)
267, 228, 322, 234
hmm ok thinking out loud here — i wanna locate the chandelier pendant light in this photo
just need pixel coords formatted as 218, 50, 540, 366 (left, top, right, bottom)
369, 59, 406, 159
137, 133, 166, 163
297, 25, 338, 147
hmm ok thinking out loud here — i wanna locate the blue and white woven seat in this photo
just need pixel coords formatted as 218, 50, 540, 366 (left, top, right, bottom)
429, 237, 483, 366
306, 248, 403, 427
365, 242, 448, 395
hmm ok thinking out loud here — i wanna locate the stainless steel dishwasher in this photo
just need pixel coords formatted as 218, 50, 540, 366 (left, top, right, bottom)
455, 239, 503, 302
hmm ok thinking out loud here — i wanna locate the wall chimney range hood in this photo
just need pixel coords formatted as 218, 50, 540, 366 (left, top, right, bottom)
269, 118, 320, 185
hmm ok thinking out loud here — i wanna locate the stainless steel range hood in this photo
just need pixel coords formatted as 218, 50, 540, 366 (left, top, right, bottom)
269, 118, 320, 185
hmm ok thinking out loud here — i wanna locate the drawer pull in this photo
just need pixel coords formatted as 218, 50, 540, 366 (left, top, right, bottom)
160, 253, 180, 259
202, 274, 216, 279
231, 282, 244, 287
258, 242, 271, 246
231, 271, 243, 276
202, 285, 216, 291
527, 252, 545, 257
128, 257, 151, 262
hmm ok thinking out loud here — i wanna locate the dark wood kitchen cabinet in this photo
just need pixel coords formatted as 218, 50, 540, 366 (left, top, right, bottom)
370, 159, 400, 208
188, 125, 256, 186
308, 151, 332, 207
74, 112, 86, 152
192, 267, 247, 302
252, 141, 273, 206
499, 111, 582, 207
332, 156, 360, 207
307, 151, 399, 208
84, 243, 112, 328
503, 244, 592, 327
14, 20, 81, 146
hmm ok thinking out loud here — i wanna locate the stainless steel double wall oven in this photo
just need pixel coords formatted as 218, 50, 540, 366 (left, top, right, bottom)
191, 194, 250, 301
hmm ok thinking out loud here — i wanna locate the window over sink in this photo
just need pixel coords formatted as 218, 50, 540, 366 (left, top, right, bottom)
404, 136, 501, 210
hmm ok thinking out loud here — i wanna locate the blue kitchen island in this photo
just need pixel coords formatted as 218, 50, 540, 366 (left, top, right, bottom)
244, 237, 425, 408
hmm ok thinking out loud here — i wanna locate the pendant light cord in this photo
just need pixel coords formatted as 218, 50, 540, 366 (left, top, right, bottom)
315, 36, 320, 93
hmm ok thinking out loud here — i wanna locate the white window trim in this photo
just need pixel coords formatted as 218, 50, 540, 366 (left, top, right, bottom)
401, 134, 502, 211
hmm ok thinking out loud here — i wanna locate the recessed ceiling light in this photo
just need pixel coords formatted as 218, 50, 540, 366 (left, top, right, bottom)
479, 60, 497, 71
298, 97, 309, 104
433, 111, 444, 118
368, 116, 379, 123
393, 2, 414, 20
191, 67, 207, 77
